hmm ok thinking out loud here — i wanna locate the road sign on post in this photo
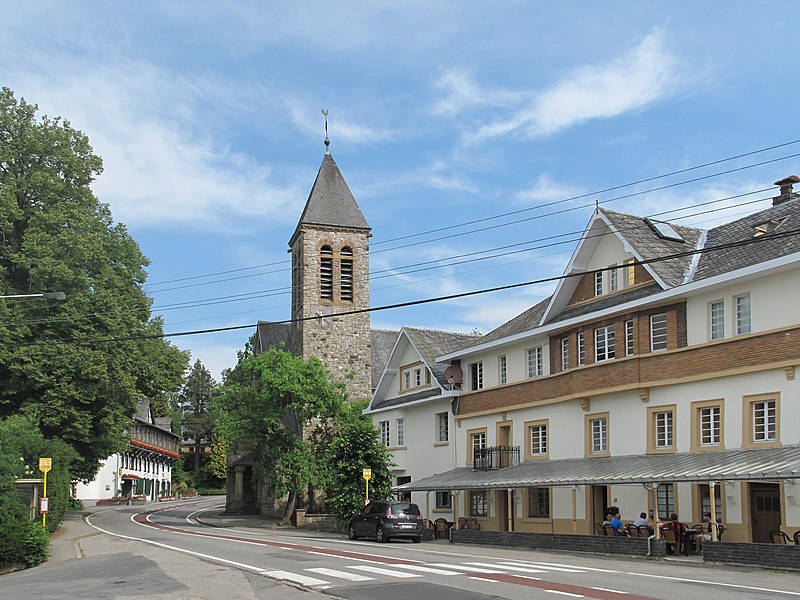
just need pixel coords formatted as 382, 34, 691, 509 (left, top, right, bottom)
40, 497, 49, 514
363, 468, 372, 505
39, 458, 52, 527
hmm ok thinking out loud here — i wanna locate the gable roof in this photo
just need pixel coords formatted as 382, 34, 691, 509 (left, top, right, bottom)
371, 328, 400, 389
404, 327, 480, 386
289, 153, 370, 246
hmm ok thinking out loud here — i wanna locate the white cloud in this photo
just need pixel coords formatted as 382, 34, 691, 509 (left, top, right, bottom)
288, 103, 396, 146
467, 30, 679, 144
515, 174, 587, 205
432, 68, 524, 118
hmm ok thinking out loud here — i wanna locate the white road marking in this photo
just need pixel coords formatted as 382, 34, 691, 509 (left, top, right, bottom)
501, 560, 585, 573
391, 564, 463, 575
590, 587, 629, 595
350, 565, 422, 578
544, 591, 583, 598
469, 577, 500, 583
428, 563, 505, 573
466, 561, 547, 573
305, 568, 375, 581
263, 570, 329, 586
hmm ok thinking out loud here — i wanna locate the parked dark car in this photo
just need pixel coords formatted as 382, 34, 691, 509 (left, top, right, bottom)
347, 500, 423, 543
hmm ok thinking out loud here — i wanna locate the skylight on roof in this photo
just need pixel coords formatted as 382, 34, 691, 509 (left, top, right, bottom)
753, 219, 783, 237
644, 218, 685, 243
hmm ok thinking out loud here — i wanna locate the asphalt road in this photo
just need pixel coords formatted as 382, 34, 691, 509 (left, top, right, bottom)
3, 497, 800, 600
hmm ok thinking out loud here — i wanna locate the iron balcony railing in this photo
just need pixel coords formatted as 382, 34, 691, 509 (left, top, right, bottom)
473, 445, 520, 470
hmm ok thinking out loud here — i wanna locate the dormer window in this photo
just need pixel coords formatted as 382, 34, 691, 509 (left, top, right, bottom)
753, 219, 782, 237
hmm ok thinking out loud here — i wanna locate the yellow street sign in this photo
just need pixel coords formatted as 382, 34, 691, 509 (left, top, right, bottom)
362, 468, 371, 481
39, 458, 52, 473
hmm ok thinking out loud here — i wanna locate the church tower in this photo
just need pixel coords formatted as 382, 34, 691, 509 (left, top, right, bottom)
288, 137, 372, 400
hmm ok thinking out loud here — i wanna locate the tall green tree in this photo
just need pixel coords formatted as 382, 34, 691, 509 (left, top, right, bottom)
181, 359, 216, 477
215, 347, 346, 524
0, 87, 188, 480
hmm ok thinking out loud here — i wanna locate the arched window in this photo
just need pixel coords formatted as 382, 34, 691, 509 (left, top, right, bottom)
340, 246, 353, 302
320, 245, 333, 300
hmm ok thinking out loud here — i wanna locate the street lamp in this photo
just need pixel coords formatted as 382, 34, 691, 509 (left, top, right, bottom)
0, 292, 66, 300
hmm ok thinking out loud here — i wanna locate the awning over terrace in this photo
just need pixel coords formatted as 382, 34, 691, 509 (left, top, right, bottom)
394, 445, 800, 492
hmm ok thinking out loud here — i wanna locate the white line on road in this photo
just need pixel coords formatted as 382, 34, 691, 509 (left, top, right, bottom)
590, 587, 629, 595
350, 565, 422, 578
500, 560, 585, 573
263, 571, 329, 586
466, 561, 547, 573
427, 563, 505, 573
544, 590, 584, 597
305, 568, 375, 581
390, 564, 464, 575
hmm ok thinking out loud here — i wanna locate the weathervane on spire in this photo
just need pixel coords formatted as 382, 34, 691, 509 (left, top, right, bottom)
321, 109, 330, 154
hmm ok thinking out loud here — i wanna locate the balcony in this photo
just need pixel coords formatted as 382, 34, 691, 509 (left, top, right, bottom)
473, 446, 520, 470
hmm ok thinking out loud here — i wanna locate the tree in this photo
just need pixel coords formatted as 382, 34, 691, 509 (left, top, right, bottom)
180, 360, 216, 477
0, 87, 188, 480
215, 347, 346, 524
320, 399, 394, 521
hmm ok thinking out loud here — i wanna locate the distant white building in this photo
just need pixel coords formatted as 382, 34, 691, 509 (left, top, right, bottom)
397, 175, 800, 544
75, 398, 179, 505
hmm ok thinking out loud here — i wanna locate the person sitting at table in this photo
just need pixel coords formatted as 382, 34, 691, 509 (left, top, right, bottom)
633, 511, 652, 533
662, 513, 688, 554
609, 513, 627, 536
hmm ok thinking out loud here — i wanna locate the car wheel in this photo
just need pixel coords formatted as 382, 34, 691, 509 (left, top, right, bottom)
347, 525, 357, 540
375, 525, 387, 543
412, 536, 422, 543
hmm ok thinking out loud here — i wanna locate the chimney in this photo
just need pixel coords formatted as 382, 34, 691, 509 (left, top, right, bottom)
773, 175, 800, 206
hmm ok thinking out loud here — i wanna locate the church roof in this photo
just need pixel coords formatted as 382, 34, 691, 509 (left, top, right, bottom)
290, 153, 370, 245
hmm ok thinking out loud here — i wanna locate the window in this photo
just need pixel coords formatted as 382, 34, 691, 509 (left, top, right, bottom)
396, 418, 405, 446
340, 247, 353, 302
414, 367, 423, 386
498, 355, 507, 385
743, 394, 780, 448
435, 491, 451, 509
526, 420, 548, 458
691, 400, 724, 452
468, 429, 487, 465
396, 476, 411, 502
527, 347, 543, 378
753, 219, 782, 237
527, 487, 550, 518
654, 410, 673, 450
595, 326, 615, 361
710, 300, 724, 340
625, 319, 635, 356
380, 421, 390, 447
735, 294, 751, 335
594, 271, 603, 296
577, 332, 585, 366
561, 338, 569, 371
436, 412, 449, 443
624, 258, 636, 286
470, 362, 483, 391
609, 266, 619, 292
320, 245, 333, 300
657, 483, 675, 518
400, 364, 429, 391
403, 371, 411, 390
698, 484, 723, 523
469, 491, 487, 517
585, 413, 609, 457
650, 313, 667, 351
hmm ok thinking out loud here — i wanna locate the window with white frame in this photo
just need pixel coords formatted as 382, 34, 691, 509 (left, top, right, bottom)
498, 355, 507, 385
595, 326, 616, 361
527, 346, 544, 378
609, 265, 619, 292
650, 313, 668, 351
470, 430, 486, 464
590, 417, 608, 454
469, 490, 487, 517
561, 338, 569, 370
710, 300, 725, 340
380, 420, 390, 447
396, 418, 405, 446
529, 422, 547, 456
625, 319, 634, 356
403, 371, 411, 390
527, 487, 551, 518
577, 332, 585, 366
594, 271, 603, 296
699, 406, 720, 446
735, 294, 751, 335
752, 400, 776, 442
654, 410, 673, 449
470, 362, 483, 390
436, 412, 449, 443
435, 491, 451, 509
657, 483, 675, 517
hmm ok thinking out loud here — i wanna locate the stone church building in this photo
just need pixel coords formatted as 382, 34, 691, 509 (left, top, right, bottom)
225, 139, 397, 514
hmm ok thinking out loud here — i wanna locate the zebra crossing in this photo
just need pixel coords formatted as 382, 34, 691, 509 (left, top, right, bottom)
263, 559, 594, 589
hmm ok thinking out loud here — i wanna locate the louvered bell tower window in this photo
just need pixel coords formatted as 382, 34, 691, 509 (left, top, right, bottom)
320, 245, 334, 300
340, 246, 354, 302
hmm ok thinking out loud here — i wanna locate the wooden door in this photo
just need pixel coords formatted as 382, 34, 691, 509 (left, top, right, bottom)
750, 483, 781, 543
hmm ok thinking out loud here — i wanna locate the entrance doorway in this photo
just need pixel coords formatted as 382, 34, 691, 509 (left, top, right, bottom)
749, 482, 781, 543
591, 485, 609, 526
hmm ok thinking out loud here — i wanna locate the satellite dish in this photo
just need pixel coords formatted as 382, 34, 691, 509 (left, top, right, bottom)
444, 364, 463, 385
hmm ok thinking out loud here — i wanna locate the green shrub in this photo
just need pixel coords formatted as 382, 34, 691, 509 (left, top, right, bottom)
0, 520, 49, 569
197, 488, 226, 496
67, 497, 84, 511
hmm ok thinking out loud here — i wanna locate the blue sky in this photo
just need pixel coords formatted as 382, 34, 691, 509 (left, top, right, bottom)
3, 2, 799, 380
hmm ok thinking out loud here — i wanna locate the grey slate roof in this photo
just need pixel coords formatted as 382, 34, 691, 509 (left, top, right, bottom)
255, 321, 291, 353
290, 153, 370, 244
600, 208, 702, 288
371, 388, 441, 410
457, 297, 550, 352
371, 329, 399, 390
695, 198, 800, 280
403, 327, 480, 386
395, 445, 800, 491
